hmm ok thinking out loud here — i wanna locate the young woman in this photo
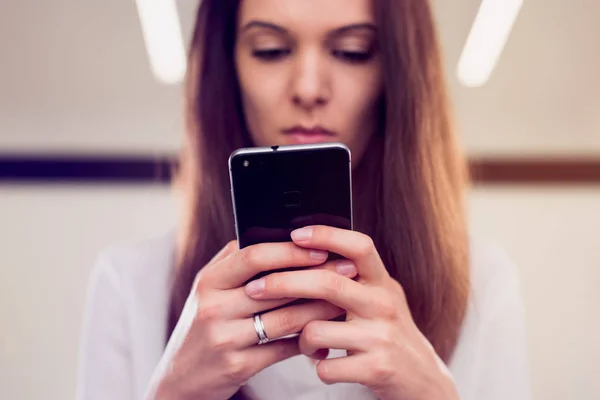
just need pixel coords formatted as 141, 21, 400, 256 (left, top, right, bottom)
77, 1, 531, 399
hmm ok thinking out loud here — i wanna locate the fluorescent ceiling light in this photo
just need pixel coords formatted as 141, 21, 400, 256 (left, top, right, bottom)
457, 0, 523, 87
136, 0, 187, 84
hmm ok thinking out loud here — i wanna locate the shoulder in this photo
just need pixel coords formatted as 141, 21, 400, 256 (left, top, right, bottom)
468, 236, 522, 314
90, 229, 177, 288
448, 238, 531, 399
83, 229, 177, 359
86, 230, 177, 314
79, 231, 177, 400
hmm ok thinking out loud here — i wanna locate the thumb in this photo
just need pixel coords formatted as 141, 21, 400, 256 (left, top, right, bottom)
208, 240, 239, 266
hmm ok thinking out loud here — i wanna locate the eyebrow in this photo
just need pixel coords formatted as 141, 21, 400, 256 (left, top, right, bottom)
331, 23, 377, 36
240, 20, 377, 36
241, 21, 288, 34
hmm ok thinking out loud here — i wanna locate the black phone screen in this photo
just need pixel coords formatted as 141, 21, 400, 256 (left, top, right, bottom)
229, 144, 352, 249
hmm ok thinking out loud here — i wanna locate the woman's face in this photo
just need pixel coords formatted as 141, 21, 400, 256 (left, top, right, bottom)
235, 0, 383, 164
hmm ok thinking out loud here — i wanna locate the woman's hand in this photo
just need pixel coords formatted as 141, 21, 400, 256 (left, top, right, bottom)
145, 240, 358, 400
243, 226, 460, 400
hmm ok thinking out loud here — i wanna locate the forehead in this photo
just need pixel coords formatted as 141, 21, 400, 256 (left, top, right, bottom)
237, 0, 375, 30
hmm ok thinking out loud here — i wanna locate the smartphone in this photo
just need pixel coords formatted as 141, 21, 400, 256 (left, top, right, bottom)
229, 143, 353, 254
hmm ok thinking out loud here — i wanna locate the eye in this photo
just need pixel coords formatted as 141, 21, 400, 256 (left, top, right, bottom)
333, 50, 373, 63
252, 48, 291, 61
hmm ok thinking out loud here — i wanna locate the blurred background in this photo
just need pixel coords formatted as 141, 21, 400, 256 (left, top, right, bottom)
0, 0, 598, 399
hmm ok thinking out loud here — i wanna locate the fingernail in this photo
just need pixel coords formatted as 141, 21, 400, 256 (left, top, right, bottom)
245, 278, 265, 296
309, 250, 328, 261
336, 261, 357, 276
292, 227, 313, 242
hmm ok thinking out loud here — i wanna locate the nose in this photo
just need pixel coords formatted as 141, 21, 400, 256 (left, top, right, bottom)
290, 48, 330, 110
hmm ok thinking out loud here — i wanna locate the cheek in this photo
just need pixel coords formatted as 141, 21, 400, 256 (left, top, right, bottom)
237, 62, 288, 143
331, 67, 382, 164
335, 69, 383, 134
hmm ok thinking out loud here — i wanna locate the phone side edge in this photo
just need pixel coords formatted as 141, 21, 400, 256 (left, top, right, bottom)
228, 154, 241, 246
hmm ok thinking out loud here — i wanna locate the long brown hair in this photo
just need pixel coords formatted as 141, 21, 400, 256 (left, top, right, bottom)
169, 0, 470, 368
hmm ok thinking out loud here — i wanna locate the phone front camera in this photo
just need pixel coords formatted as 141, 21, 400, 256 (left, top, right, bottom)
243, 160, 250, 167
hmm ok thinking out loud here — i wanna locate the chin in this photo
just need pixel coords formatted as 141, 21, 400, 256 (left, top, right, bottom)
254, 134, 351, 150
282, 134, 343, 146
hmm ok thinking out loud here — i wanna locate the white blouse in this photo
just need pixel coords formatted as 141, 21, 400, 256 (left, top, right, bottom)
76, 231, 532, 400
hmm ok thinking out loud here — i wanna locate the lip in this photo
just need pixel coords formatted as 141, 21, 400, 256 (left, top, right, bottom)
282, 126, 337, 144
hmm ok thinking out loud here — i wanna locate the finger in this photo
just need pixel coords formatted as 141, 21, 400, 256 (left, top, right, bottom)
214, 287, 295, 319
233, 300, 344, 348
315, 354, 370, 386
208, 240, 238, 266
290, 226, 388, 283
193, 240, 240, 291
304, 258, 358, 278
204, 242, 330, 290
240, 338, 302, 378
242, 257, 359, 283
202, 259, 359, 320
245, 269, 375, 317
299, 321, 368, 357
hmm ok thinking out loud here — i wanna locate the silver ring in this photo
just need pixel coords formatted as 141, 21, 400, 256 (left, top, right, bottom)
253, 313, 270, 345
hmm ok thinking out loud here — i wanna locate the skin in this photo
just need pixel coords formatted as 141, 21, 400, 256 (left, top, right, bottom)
147, 242, 358, 400
235, 0, 383, 165
147, 1, 460, 399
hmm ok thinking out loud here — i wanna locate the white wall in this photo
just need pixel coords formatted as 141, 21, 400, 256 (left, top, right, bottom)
469, 187, 600, 400
2, 0, 600, 157
434, 0, 600, 157
0, 185, 598, 400
0, 186, 177, 400
0, 0, 196, 154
